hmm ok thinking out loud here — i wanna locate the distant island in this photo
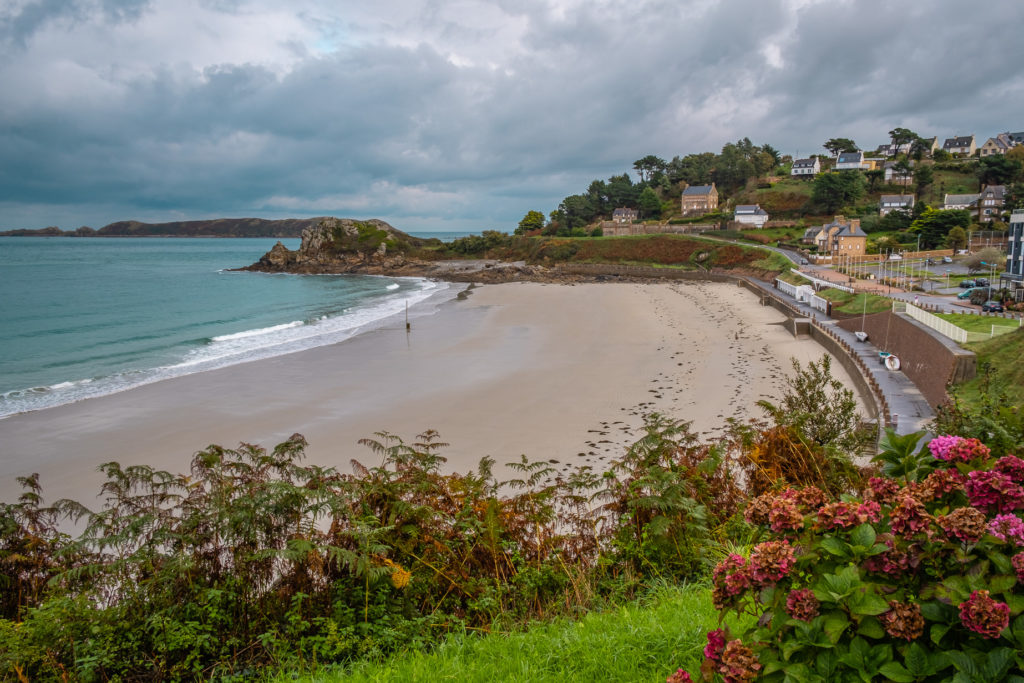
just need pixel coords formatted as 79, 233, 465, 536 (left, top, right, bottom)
0, 217, 333, 238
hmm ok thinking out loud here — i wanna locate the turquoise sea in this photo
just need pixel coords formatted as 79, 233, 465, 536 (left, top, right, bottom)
0, 234, 472, 417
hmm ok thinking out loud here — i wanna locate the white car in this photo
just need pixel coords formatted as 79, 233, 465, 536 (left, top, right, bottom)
942, 256, 953, 263
888, 254, 903, 260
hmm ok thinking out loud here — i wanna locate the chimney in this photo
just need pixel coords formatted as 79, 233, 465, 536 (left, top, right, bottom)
850, 219, 861, 230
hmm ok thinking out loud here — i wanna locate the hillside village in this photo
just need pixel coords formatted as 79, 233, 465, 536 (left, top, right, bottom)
532, 128, 1024, 303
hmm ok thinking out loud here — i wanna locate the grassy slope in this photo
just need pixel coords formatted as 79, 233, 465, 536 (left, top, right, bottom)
935, 313, 1020, 333
817, 289, 892, 314
290, 585, 743, 683
953, 329, 1024, 409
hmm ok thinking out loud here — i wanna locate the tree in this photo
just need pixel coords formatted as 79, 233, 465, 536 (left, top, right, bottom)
865, 169, 884, 192
977, 155, 1024, 187
887, 127, 918, 155
910, 208, 971, 249
1007, 146, 1024, 164
1004, 182, 1024, 211
909, 137, 933, 161
667, 152, 716, 186
632, 155, 666, 183
811, 171, 866, 212
962, 246, 1005, 274
762, 144, 782, 166
515, 210, 546, 235
914, 164, 934, 199
945, 226, 968, 251
556, 194, 596, 233
605, 174, 638, 209
638, 187, 661, 219
823, 138, 858, 157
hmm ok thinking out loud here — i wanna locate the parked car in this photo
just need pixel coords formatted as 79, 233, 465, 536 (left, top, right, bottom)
982, 301, 1005, 312
942, 256, 953, 263
959, 280, 976, 288
957, 288, 977, 300
926, 258, 937, 266
888, 254, 903, 260
975, 278, 990, 287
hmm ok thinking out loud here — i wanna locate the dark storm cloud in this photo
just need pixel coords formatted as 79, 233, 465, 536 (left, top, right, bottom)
2, 0, 1023, 230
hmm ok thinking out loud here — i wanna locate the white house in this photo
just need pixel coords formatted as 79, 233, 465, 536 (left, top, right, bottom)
791, 158, 820, 177
883, 160, 914, 185
835, 151, 869, 170
734, 204, 769, 228
944, 193, 980, 210
879, 194, 915, 216
943, 135, 976, 156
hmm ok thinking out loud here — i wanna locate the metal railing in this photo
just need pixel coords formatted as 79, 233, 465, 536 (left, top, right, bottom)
791, 268, 855, 293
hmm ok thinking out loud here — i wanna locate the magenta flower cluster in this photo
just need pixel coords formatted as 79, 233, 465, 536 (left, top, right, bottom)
929, 435, 991, 462
959, 590, 1010, 639
965, 470, 1024, 514
988, 514, 1024, 545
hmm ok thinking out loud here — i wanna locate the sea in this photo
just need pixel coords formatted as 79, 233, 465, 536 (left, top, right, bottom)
0, 233, 476, 418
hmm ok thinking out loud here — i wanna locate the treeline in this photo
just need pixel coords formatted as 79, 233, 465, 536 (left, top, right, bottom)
1, 217, 330, 238
542, 138, 780, 235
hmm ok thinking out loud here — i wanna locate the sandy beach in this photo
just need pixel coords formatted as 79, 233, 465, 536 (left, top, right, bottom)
0, 281, 863, 505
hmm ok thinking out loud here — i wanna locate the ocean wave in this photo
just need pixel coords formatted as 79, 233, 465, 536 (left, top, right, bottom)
0, 278, 452, 418
386, 283, 400, 290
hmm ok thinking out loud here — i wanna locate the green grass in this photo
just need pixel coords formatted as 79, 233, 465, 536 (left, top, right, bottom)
817, 289, 892, 314
952, 329, 1024, 409
288, 585, 742, 683
749, 251, 793, 273
923, 169, 978, 206
934, 313, 1020, 334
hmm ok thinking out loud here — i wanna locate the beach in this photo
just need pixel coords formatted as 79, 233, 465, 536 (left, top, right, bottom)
0, 281, 863, 505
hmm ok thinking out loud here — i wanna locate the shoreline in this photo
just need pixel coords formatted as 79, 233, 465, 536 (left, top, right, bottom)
0, 281, 863, 505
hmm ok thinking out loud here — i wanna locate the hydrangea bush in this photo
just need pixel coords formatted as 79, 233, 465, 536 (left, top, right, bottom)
682, 430, 1024, 683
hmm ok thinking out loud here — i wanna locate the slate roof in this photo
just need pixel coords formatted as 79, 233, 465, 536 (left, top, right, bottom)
836, 152, 864, 164
880, 195, 915, 205
735, 205, 768, 215
943, 136, 974, 149
682, 184, 715, 195
835, 224, 868, 237
612, 207, 638, 218
945, 193, 981, 207
980, 185, 1006, 200
792, 158, 817, 168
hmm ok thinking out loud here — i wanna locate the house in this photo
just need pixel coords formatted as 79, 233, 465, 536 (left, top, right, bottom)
791, 158, 820, 177
977, 185, 1006, 222
1008, 132, 1024, 145
877, 141, 912, 157
835, 151, 869, 171
611, 207, 638, 224
943, 135, 976, 156
803, 215, 868, 256
879, 195, 915, 216
680, 183, 718, 215
979, 133, 1016, 156
944, 193, 981, 211
734, 204, 769, 228
883, 160, 914, 185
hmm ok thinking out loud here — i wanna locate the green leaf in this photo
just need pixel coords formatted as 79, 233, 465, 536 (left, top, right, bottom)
815, 650, 839, 679
856, 616, 884, 639
983, 647, 1016, 680
819, 536, 849, 557
850, 523, 877, 548
904, 642, 930, 676
946, 650, 981, 678
849, 589, 890, 616
878, 661, 914, 682
988, 550, 1012, 574
920, 600, 954, 623
930, 623, 951, 646
782, 663, 811, 683
988, 574, 1017, 594
823, 612, 850, 644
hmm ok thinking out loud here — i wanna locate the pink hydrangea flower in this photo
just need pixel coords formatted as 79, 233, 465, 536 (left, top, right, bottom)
890, 496, 932, 538
988, 514, 1024, 546
929, 435, 991, 463
817, 501, 860, 529
857, 500, 882, 523
666, 669, 692, 683
959, 590, 1010, 639
768, 496, 804, 532
704, 629, 727, 661
966, 470, 1024, 514
866, 476, 901, 504
749, 540, 795, 584
785, 588, 820, 622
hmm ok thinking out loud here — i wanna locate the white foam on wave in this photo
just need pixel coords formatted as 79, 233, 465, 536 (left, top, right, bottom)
386, 283, 400, 290
0, 278, 452, 418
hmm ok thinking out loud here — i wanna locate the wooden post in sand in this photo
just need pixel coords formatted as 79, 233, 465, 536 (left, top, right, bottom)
406, 301, 410, 331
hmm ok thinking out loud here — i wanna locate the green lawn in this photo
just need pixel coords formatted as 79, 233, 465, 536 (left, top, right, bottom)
817, 289, 892, 315
935, 312, 1020, 334
287, 585, 741, 683
952, 329, 1024, 410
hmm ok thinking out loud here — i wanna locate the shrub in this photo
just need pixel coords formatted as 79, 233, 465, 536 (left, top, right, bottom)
680, 429, 1024, 682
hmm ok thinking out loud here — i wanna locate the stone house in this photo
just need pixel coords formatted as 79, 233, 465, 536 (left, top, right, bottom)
803, 215, 868, 256
879, 195, 915, 216
944, 193, 981, 211
680, 183, 718, 215
979, 133, 1016, 157
611, 207, 638, 224
978, 185, 1006, 222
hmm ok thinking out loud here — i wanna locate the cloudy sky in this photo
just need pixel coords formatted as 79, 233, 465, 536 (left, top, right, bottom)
3, 0, 1024, 232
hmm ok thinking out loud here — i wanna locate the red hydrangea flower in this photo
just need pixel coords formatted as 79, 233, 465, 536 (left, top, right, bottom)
785, 588, 820, 622
939, 507, 987, 543
768, 496, 804, 532
703, 629, 727, 661
866, 476, 901, 504
666, 669, 692, 683
959, 590, 1010, 639
929, 435, 991, 463
817, 501, 860, 529
718, 640, 761, 683
748, 540, 795, 584
965, 470, 1024, 514
920, 468, 967, 501
890, 496, 932, 538
995, 455, 1024, 483
856, 500, 882, 523
1013, 552, 1024, 582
